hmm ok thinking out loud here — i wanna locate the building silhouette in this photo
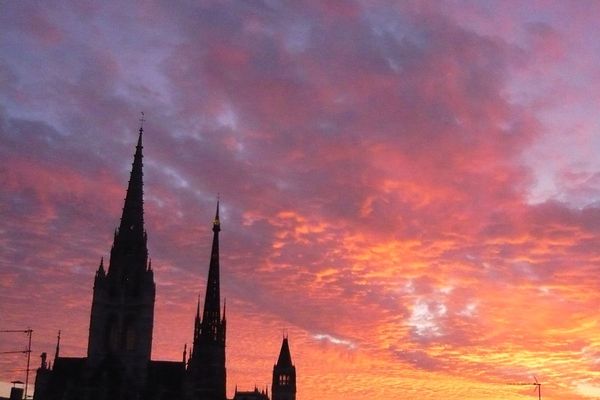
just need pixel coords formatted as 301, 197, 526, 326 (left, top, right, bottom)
33, 125, 297, 400
271, 338, 296, 400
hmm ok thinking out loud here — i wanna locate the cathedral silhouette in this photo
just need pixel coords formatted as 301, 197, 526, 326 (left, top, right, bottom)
33, 124, 297, 400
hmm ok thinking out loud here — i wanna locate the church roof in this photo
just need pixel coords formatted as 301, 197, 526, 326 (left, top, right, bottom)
41, 357, 85, 398
52, 357, 85, 375
233, 388, 269, 400
143, 360, 186, 398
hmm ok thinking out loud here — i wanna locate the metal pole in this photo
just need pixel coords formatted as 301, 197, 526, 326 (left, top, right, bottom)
24, 329, 32, 400
0, 329, 33, 399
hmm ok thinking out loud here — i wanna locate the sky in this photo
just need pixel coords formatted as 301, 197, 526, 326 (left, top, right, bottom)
1, 1, 600, 399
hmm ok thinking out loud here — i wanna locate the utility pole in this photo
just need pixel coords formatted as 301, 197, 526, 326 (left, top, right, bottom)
25, 329, 32, 399
534, 376, 541, 400
0, 329, 33, 400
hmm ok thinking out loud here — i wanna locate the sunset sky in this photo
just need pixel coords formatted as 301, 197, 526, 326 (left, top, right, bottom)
2, 1, 600, 399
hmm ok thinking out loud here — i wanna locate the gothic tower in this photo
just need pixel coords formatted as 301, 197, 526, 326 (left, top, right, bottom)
86, 125, 155, 399
271, 337, 296, 400
186, 203, 227, 400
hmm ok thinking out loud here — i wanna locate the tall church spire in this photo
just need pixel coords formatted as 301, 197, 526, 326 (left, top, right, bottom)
118, 125, 145, 242
87, 120, 155, 397
186, 201, 226, 400
106, 124, 149, 280
202, 201, 221, 326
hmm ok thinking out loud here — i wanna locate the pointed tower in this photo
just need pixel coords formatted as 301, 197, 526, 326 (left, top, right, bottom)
54, 330, 61, 363
86, 124, 156, 398
186, 202, 227, 400
271, 337, 296, 400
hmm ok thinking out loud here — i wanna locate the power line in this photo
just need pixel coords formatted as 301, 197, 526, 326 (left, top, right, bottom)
0, 329, 33, 400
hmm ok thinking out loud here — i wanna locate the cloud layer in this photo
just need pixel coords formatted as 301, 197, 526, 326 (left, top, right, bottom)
2, 1, 600, 399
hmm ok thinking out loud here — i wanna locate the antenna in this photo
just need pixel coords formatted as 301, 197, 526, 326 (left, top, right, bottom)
0, 329, 33, 399
534, 376, 541, 400
508, 377, 542, 400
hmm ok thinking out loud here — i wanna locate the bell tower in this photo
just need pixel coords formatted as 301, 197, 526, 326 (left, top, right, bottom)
272, 336, 296, 400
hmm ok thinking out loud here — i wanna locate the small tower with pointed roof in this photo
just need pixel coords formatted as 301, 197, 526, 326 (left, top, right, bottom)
186, 202, 227, 400
271, 336, 296, 400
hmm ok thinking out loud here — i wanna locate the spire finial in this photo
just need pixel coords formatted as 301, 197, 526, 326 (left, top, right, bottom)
213, 198, 221, 232
139, 111, 145, 132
